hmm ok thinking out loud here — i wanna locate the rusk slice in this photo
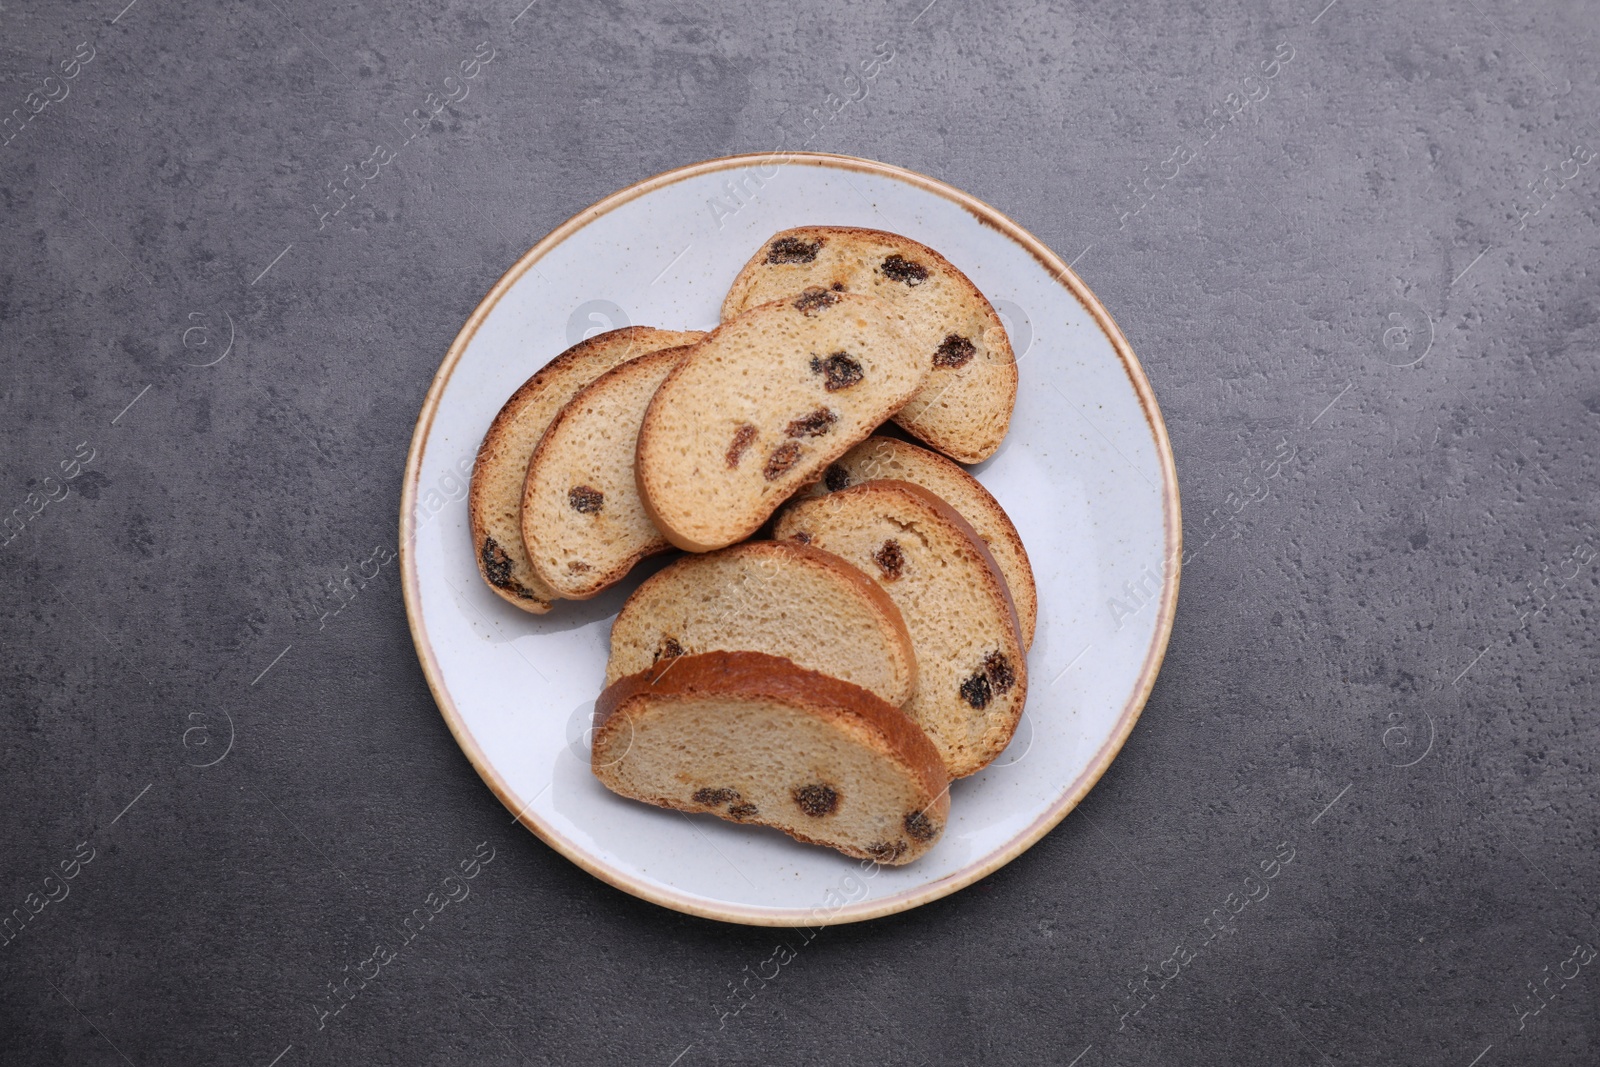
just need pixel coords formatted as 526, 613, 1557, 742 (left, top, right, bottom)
593, 651, 950, 865
722, 227, 1017, 463
605, 541, 917, 705
774, 480, 1027, 778
522, 344, 693, 598
805, 436, 1038, 648
469, 327, 704, 610
636, 291, 925, 552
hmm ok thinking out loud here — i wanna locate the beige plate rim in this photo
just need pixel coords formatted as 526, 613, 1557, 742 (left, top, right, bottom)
399, 151, 1183, 926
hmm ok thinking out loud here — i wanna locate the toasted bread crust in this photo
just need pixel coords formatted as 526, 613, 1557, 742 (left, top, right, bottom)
468, 327, 705, 610
596, 651, 948, 793
810, 436, 1038, 648
594, 651, 950, 862
605, 540, 918, 701
521, 344, 693, 598
722, 226, 1018, 463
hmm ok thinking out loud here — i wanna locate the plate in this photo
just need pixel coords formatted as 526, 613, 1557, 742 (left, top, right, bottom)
400, 153, 1180, 926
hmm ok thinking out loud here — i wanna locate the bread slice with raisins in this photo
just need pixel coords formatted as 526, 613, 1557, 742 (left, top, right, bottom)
593, 651, 949, 865
469, 327, 705, 610
605, 540, 917, 705
722, 227, 1017, 463
774, 480, 1027, 778
805, 436, 1038, 648
522, 344, 695, 598
636, 291, 925, 552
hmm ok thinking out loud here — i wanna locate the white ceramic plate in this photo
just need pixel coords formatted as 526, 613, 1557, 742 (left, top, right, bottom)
400, 154, 1180, 926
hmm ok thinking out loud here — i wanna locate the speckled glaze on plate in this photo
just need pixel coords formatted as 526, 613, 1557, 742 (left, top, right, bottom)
400, 153, 1180, 926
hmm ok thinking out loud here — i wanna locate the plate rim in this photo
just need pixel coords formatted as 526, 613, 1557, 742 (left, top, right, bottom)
399, 151, 1182, 926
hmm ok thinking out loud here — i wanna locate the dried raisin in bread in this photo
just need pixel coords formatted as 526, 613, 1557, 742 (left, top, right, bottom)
636, 291, 925, 552
605, 540, 916, 705
805, 436, 1038, 649
774, 480, 1027, 778
469, 327, 704, 610
521, 344, 694, 598
592, 651, 950, 865
722, 227, 1017, 463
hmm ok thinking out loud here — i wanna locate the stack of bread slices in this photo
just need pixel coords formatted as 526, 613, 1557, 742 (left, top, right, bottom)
469, 226, 1037, 866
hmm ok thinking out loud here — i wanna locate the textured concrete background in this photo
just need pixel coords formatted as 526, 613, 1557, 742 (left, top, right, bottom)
2, 0, 1597, 1063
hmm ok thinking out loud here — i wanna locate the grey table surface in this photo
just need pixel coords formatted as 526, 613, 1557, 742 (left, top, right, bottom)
2, 0, 1597, 1064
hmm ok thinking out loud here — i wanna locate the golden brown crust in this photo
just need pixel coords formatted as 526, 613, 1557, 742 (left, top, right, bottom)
468, 326, 704, 610
519, 343, 694, 598
594, 650, 950, 808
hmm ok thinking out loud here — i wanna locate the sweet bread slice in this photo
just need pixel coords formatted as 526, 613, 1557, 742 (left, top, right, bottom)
636, 291, 925, 552
721, 227, 1017, 463
804, 436, 1038, 649
774, 480, 1027, 778
521, 344, 694, 598
605, 540, 916, 705
592, 651, 950, 865
469, 327, 704, 610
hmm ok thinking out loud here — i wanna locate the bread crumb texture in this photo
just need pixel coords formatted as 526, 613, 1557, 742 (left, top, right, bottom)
638, 291, 925, 550
775, 480, 1028, 778
605, 540, 916, 706
721, 227, 1018, 462
593, 652, 949, 864
801, 436, 1038, 648
469, 327, 703, 610
522, 345, 692, 598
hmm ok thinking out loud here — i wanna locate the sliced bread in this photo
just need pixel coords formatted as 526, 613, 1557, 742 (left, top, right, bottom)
521, 344, 693, 598
469, 327, 705, 610
593, 651, 950, 864
605, 540, 917, 705
774, 480, 1027, 778
636, 291, 926, 552
805, 436, 1038, 649
721, 227, 1017, 463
